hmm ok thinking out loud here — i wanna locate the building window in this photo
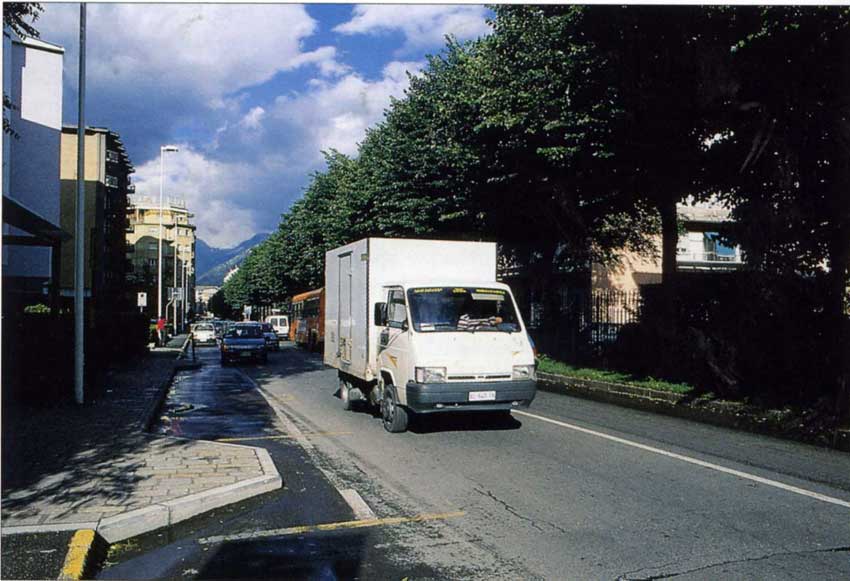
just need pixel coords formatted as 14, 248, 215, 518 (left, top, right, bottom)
148, 258, 157, 268
704, 232, 737, 262
105, 175, 119, 188
106, 149, 120, 163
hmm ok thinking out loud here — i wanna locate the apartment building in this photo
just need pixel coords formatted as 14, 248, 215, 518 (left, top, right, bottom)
126, 195, 196, 329
2, 34, 67, 314
591, 201, 744, 293
58, 126, 135, 318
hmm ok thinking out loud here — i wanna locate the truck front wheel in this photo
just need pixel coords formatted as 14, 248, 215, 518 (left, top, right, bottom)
381, 385, 409, 433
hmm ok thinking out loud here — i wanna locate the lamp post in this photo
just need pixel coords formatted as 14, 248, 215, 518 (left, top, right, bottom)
157, 145, 178, 344
182, 260, 189, 331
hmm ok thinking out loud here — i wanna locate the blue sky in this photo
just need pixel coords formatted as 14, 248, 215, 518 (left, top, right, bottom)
37, 4, 492, 247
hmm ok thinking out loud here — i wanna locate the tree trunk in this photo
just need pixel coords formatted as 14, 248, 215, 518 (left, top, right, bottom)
832, 31, 850, 425
659, 197, 679, 286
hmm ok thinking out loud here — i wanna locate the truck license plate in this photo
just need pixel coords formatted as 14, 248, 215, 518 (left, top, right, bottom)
469, 390, 496, 402
240, 351, 251, 358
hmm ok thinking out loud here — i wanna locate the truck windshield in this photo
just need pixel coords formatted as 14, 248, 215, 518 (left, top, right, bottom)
407, 287, 521, 333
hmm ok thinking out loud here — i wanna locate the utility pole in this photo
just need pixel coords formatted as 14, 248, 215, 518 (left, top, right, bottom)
73, 3, 87, 405
157, 145, 178, 344
173, 242, 178, 333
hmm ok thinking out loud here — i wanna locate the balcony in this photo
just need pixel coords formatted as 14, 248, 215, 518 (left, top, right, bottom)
676, 250, 743, 272
127, 184, 136, 193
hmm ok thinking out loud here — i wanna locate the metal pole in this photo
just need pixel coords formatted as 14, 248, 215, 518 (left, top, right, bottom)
173, 240, 178, 333
182, 261, 188, 329
157, 150, 164, 344
73, 3, 87, 405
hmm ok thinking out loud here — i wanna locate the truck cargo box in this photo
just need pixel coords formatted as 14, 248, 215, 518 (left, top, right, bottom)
324, 238, 497, 381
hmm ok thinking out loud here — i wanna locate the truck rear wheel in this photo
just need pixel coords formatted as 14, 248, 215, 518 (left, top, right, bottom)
340, 377, 353, 411
381, 384, 408, 433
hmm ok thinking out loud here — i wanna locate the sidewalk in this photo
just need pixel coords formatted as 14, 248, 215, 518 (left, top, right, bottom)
1, 336, 280, 552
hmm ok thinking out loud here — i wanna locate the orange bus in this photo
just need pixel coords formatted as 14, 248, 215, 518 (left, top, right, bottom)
290, 287, 324, 351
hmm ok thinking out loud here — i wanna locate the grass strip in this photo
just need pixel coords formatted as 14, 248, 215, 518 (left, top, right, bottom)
537, 355, 694, 395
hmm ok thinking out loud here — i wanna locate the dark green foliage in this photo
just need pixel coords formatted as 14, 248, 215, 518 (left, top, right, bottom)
218, 6, 848, 413
611, 274, 833, 406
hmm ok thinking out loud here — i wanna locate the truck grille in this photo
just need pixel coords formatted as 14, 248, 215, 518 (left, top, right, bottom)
447, 373, 511, 382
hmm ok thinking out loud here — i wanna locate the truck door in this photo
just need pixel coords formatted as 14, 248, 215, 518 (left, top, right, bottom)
379, 287, 411, 404
338, 253, 352, 363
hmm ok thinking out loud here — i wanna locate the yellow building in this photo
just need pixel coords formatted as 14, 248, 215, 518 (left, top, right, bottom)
125, 195, 196, 331
59, 126, 134, 316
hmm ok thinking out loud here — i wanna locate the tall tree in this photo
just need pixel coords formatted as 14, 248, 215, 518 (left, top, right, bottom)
707, 6, 850, 417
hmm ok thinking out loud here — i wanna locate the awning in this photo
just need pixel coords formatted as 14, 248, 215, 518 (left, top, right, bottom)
2, 195, 71, 245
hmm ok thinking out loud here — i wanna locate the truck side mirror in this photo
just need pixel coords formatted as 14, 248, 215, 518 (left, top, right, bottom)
374, 302, 387, 326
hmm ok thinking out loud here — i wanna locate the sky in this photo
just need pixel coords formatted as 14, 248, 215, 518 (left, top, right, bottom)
36, 3, 492, 248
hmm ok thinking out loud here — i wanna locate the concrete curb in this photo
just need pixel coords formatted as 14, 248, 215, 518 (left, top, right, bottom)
57, 529, 107, 581
537, 371, 850, 453
3, 358, 283, 548
95, 445, 282, 543
2, 443, 283, 544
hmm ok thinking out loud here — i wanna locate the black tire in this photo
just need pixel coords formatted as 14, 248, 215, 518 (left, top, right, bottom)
260, 354, 268, 364
220, 357, 228, 366
381, 384, 409, 433
340, 378, 353, 411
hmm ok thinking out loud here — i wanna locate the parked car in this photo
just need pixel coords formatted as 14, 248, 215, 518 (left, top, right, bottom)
265, 315, 290, 339
192, 322, 216, 344
261, 322, 280, 351
220, 323, 267, 365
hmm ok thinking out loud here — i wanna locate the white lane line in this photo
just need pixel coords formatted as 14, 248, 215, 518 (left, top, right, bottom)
513, 409, 850, 510
339, 489, 377, 520
237, 369, 380, 520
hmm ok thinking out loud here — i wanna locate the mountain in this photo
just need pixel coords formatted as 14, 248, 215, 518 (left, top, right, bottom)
195, 232, 270, 286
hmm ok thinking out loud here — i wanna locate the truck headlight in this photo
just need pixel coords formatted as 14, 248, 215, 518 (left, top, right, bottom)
512, 365, 536, 381
415, 367, 446, 383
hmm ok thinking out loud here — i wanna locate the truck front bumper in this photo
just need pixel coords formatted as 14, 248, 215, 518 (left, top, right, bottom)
404, 380, 537, 413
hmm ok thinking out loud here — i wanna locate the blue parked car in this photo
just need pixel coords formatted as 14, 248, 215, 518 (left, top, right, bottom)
220, 323, 267, 365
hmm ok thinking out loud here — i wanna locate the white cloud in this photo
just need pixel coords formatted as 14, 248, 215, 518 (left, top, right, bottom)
240, 107, 266, 131
132, 146, 260, 248
334, 5, 491, 50
271, 60, 424, 158
39, 4, 344, 98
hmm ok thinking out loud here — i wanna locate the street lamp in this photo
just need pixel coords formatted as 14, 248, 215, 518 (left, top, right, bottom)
158, 145, 178, 344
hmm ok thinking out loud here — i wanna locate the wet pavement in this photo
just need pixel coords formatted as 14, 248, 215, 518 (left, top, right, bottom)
98, 345, 460, 580
99, 343, 850, 580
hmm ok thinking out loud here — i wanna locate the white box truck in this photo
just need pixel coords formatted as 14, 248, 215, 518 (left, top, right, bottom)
324, 238, 537, 433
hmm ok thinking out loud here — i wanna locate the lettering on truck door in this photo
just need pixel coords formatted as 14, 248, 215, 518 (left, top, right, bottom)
338, 253, 352, 363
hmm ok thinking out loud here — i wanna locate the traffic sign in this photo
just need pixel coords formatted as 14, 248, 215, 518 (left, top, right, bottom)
137, 292, 147, 307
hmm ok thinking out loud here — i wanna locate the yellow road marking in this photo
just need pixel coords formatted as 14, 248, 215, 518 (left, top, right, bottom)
198, 510, 465, 545
58, 529, 96, 580
216, 431, 352, 442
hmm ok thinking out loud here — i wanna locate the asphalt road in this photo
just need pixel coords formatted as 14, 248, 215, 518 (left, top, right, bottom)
102, 343, 850, 580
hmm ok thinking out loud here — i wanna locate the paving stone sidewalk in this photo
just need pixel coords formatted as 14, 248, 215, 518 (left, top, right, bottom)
1, 337, 280, 543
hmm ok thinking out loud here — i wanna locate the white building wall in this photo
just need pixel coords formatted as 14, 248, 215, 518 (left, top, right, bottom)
3, 36, 64, 280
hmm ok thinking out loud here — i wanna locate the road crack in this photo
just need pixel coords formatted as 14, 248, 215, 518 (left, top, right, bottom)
472, 486, 547, 533
617, 545, 850, 580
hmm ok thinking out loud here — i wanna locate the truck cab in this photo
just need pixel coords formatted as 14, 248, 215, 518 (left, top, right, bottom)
373, 282, 536, 431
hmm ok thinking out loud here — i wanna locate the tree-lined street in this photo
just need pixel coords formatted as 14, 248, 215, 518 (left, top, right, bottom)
100, 344, 850, 580
4, 4, 850, 579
